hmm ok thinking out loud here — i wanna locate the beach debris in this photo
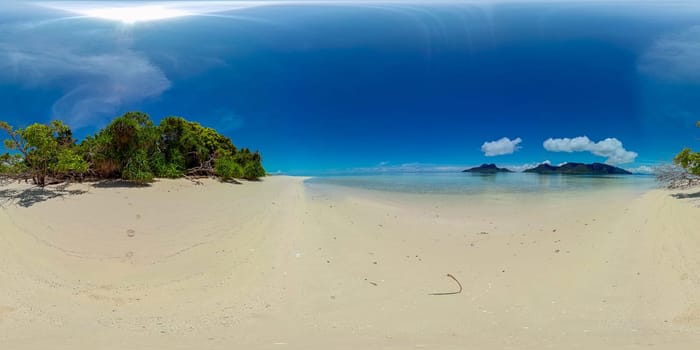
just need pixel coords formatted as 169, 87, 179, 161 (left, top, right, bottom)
428, 273, 463, 296
126, 229, 135, 237
479, 231, 488, 235
369, 281, 378, 286
552, 229, 557, 232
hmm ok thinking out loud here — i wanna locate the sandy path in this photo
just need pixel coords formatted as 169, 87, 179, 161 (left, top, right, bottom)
1, 176, 699, 349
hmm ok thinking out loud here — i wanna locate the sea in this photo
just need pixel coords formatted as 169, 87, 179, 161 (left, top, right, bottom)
305, 172, 657, 196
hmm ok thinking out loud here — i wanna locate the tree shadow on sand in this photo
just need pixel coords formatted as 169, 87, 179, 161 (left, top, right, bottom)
671, 191, 700, 200
91, 180, 151, 188
0, 183, 88, 208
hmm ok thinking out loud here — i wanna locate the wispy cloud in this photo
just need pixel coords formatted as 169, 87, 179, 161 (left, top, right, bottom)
0, 44, 170, 128
624, 165, 655, 174
543, 136, 637, 164
481, 137, 522, 156
639, 25, 700, 83
0, 4, 173, 128
210, 109, 245, 132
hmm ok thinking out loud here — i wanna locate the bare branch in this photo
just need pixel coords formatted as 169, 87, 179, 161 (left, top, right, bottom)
655, 164, 700, 189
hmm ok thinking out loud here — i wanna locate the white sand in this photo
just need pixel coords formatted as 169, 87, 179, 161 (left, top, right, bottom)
1, 176, 699, 349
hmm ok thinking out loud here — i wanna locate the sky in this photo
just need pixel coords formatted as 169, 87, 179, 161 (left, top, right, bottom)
1, 1, 700, 175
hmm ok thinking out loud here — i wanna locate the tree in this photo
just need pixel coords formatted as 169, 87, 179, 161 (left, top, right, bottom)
157, 116, 237, 176
214, 155, 243, 181
87, 112, 159, 183
674, 121, 700, 175
1, 121, 87, 186
1, 112, 265, 186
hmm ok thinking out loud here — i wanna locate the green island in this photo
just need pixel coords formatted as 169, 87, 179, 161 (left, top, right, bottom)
0, 112, 265, 187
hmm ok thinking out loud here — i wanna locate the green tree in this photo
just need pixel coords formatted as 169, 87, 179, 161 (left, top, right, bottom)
214, 155, 243, 181
674, 121, 700, 175
2, 112, 265, 186
86, 112, 159, 183
157, 116, 237, 173
1, 121, 87, 186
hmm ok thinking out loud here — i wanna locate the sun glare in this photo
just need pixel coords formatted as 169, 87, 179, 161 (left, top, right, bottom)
78, 6, 192, 24
39, 1, 276, 25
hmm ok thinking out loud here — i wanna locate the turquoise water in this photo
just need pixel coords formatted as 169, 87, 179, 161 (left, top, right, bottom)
305, 172, 657, 195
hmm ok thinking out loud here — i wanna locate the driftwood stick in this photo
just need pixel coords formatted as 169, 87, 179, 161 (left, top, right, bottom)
428, 273, 463, 296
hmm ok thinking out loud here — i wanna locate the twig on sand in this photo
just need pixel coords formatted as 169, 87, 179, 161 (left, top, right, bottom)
184, 175, 204, 185
428, 273, 463, 296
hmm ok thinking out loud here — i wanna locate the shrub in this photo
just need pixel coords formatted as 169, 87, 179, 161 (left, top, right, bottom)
215, 156, 243, 180
122, 150, 154, 184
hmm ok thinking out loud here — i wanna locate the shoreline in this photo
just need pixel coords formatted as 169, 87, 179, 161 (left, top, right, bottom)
1, 176, 699, 349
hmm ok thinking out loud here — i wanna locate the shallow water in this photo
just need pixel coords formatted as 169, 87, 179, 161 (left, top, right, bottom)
305, 172, 657, 195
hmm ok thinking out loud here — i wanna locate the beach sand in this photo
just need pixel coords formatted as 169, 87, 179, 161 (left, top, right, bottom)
1, 176, 699, 349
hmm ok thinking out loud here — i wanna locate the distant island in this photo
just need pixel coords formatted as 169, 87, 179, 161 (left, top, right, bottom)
523, 162, 631, 175
463, 164, 513, 173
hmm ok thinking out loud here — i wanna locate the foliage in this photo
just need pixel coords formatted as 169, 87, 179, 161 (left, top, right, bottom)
674, 121, 700, 176
214, 155, 243, 181
234, 148, 266, 179
0, 112, 265, 186
0, 153, 28, 179
157, 116, 237, 172
1, 120, 87, 186
55, 149, 89, 175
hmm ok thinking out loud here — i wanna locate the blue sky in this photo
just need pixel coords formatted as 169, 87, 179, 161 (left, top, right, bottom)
1, 1, 700, 174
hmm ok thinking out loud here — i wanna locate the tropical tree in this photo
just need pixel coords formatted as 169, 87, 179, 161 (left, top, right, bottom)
1, 121, 87, 186
85, 112, 159, 183
1, 112, 265, 186
674, 121, 700, 175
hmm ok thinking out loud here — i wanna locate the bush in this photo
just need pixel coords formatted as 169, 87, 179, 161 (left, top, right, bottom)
122, 150, 154, 184
215, 156, 243, 180
1, 112, 265, 185
242, 161, 265, 180
151, 153, 184, 178
54, 149, 89, 176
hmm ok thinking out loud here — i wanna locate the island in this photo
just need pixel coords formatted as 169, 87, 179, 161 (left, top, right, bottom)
523, 162, 631, 175
463, 163, 513, 173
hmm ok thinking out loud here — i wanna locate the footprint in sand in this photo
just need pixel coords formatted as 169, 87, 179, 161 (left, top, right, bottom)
0, 305, 16, 319
127, 229, 136, 237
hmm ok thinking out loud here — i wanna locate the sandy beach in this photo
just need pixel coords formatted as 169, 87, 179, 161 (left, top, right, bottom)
1, 176, 699, 349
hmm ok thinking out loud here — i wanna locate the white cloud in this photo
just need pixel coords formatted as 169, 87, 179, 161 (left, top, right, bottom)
481, 137, 522, 157
504, 160, 550, 172
543, 136, 637, 165
639, 25, 700, 83
624, 165, 655, 174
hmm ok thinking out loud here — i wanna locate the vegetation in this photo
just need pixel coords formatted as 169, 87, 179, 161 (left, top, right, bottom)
1, 112, 265, 186
673, 121, 700, 175
658, 121, 700, 189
